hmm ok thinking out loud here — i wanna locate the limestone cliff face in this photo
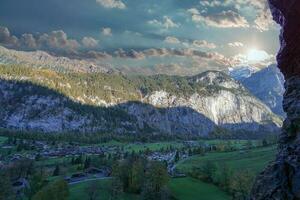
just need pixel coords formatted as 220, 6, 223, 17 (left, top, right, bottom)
251, 1, 300, 199
0, 66, 281, 136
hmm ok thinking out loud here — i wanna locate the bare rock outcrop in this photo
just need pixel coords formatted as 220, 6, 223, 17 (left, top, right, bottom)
250, 0, 300, 199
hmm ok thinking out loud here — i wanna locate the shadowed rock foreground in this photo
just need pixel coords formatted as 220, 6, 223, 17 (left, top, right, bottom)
251, 0, 300, 199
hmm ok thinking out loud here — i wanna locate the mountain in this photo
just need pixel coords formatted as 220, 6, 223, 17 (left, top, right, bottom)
0, 64, 282, 137
0, 45, 110, 73
228, 66, 259, 81
240, 65, 285, 117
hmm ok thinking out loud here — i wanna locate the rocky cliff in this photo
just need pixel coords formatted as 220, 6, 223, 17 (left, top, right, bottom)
0, 65, 281, 136
251, 0, 300, 199
241, 65, 285, 117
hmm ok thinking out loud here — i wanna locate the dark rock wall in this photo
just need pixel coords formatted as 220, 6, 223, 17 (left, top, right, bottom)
251, 1, 300, 199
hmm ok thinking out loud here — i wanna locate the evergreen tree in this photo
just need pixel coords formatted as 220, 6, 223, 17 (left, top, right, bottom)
174, 151, 180, 163
53, 165, 60, 176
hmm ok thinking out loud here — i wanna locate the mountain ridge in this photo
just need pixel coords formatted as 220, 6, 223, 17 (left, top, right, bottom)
0, 64, 282, 136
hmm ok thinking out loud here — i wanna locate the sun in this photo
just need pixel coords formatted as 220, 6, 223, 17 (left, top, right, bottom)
247, 48, 270, 62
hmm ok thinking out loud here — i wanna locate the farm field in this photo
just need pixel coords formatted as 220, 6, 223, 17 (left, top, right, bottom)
176, 145, 277, 174
168, 177, 231, 200
68, 177, 230, 200
69, 179, 139, 200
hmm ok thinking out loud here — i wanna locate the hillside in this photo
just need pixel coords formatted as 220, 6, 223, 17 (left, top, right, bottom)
241, 65, 285, 117
0, 64, 282, 136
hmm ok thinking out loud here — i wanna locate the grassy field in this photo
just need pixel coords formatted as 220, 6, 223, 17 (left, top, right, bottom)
68, 177, 230, 200
69, 179, 139, 200
176, 145, 277, 174
97, 139, 263, 153
0, 136, 7, 145
168, 177, 231, 200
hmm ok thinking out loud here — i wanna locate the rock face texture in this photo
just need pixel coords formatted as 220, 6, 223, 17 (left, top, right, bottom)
250, 0, 300, 199
0, 65, 281, 136
241, 65, 285, 117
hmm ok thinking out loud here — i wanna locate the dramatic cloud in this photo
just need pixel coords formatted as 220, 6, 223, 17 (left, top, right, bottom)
198, 0, 274, 31
102, 27, 112, 36
0, 26, 81, 54
253, 9, 274, 31
82, 37, 99, 48
230, 50, 275, 68
96, 0, 126, 9
188, 9, 249, 28
37, 30, 80, 53
164, 36, 180, 44
0, 26, 19, 48
228, 42, 244, 47
192, 40, 217, 49
113, 48, 230, 67
20, 34, 37, 49
148, 16, 180, 29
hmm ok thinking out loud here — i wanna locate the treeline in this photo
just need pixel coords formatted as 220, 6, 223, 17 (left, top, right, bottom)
111, 155, 171, 200
0, 64, 242, 105
0, 127, 278, 145
0, 128, 205, 144
189, 162, 255, 200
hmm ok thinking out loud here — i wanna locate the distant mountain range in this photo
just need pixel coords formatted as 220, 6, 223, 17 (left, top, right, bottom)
229, 66, 260, 81
230, 65, 285, 117
0, 46, 283, 137
0, 45, 110, 73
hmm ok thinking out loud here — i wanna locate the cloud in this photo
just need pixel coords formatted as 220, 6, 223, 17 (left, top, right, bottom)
20, 34, 37, 49
253, 9, 274, 31
102, 27, 112, 36
113, 48, 230, 67
84, 50, 112, 59
193, 40, 217, 49
200, 0, 222, 7
96, 0, 126, 9
37, 30, 80, 53
230, 50, 275, 68
194, 0, 274, 31
82, 37, 99, 48
114, 49, 146, 60
0, 26, 19, 48
164, 36, 180, 44
0, 26, 82, 54
188, 9, 249, 28
228, 42, 244, 47
148, 16, 180, 29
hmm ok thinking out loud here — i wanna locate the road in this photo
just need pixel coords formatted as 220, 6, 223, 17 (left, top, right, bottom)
68, 176, 112, 185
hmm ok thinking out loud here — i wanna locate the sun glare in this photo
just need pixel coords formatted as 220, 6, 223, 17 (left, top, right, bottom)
247, 48, 269, 62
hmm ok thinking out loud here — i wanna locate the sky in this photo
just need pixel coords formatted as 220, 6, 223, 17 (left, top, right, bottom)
0, 0, 280, 75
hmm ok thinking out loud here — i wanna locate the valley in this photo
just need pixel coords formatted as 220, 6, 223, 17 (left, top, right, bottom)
0, 61, 283, 200
0, 134, 277, 200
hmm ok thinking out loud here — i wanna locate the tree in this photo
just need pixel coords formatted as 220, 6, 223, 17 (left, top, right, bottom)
110, 177, 123, 200
216, 164, 232, 192
174, 151, 180, 163
201, 161, 217, 183
84, 157, 91, 169
246, 140, 253, 150
230, 170, 254, 200
53, 165, 60, 176
141, 161, 169, 200
262, 139, 268, 147
129, 160, 144, 193
25, 173, 47, 199
0, 172, 14, 200
32, 179, 69, 200
86, 182, 101, 200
